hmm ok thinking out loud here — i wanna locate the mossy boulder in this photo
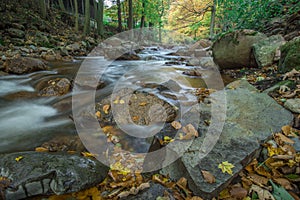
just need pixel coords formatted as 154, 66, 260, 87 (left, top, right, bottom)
252, 35, 286, 68
279, 36, 300, 73
212, 29, 267, 69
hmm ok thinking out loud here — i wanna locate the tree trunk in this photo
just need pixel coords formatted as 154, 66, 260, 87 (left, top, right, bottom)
140, 0, 146, 28
117, 0, 122, 32
40, 0, 47, 19
70, 0, 74, 13
84, 0, 90, 35
58, 0, 65, 12
128, 0, 133, 29
209, 0, 216, 39
96, 0, 104, 36
74, 0, 79, 32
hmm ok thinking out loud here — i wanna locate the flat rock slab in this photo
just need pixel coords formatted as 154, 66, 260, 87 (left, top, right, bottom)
0, 152, 109, 199
160, 79, 293, 198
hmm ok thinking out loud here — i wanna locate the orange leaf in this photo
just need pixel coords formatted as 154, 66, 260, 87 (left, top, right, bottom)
139, 102, 147, 106
171, 121, 182, 129
35, 147, 49, 152
103, 104, 110, 114
95, 111, 101, 118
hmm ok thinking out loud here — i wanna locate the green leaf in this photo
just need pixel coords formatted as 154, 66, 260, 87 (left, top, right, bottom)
269, 180, 294, 200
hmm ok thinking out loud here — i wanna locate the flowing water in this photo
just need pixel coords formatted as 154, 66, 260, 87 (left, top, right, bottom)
0, 47, 231, 153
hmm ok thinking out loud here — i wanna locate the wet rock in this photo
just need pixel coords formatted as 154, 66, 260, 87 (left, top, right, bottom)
6, 28, 25, 38
0, 151, 109, 199
104, 47, 140, 60
4, 57, 48, 74
39, 78, 71, 96
284, 98, 300, 113
160, 79, 293, 199
183, 68, 202, 76
279, 36, 300, 73
96, 88, 178, 126
212, 29, 267, 69
41, 135, 85, 152
120, 182, 172, 200
104, 37, 123, 46
252, 35, 286, 68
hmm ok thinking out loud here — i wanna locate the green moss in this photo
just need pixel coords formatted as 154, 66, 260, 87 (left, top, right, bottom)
279, 37, 300, 73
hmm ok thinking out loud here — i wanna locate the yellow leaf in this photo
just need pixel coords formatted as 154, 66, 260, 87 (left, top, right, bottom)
113, 96, 120, 104
119, 99, 125, 104
218, 161, 235, 175
81, 152, 98, 158
15, 156, 23, 162
171, 121, 182, 129
139, 102, 147, 106
103, 104, 110, 114
35, 147, 49, 152
95, 111, 101, 118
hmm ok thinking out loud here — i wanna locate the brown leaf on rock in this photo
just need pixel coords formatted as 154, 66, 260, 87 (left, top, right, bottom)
176, 177, 188, 188
245, 159, 258, 173
181, 124, 198, 140
201, 170, 216, 184
171, 121, 182, 130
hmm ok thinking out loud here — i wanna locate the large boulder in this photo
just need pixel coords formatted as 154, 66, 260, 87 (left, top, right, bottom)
0, 152, 109, 199
160, 79, 293, 199
252, 35, 286, 68
279, 36, 300, 73
4, 57, 48, 74
212, 29, 267, 69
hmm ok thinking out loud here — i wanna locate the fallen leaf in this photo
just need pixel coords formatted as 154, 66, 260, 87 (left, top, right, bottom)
249, 184, 275, 200
139, 102, 147, 106
182, 124, 199, 139
103, 104, 110, 114
275, 133, 295, 144
15, 156, 23, 162
218, 161, 235, 175
171, 121, 182, 130
190, 197, 204, 200
35, 147, 49, 152
95, 111, 101, 118
229, 186, 248, 199
132, 116, 139, 121
282, 125, 291, 136
248, 173, 269, 186
119, 99, 125, 104
201, 170, 216, 183
273, 178, 293, 190
269, 179, 294, 200
81, 152, 98, 158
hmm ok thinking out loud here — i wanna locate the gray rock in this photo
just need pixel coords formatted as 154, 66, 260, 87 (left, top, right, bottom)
252, 35, 286, 68
7, 28, 25, 38
199, 57, 219, 69
160, 79, 293, 199
121, 183, 172, 200
0, 152, 109, 199
284, 98, 300, 113
212, 29, 267, 69
66, 43, 81, 51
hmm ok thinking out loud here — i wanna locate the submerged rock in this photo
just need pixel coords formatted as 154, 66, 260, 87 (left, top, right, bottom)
160, 79, 293, 199
0, 152, 109, 199
4, 57, 48, 74
212, 29, 267, 69
38, 78, 71, 96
